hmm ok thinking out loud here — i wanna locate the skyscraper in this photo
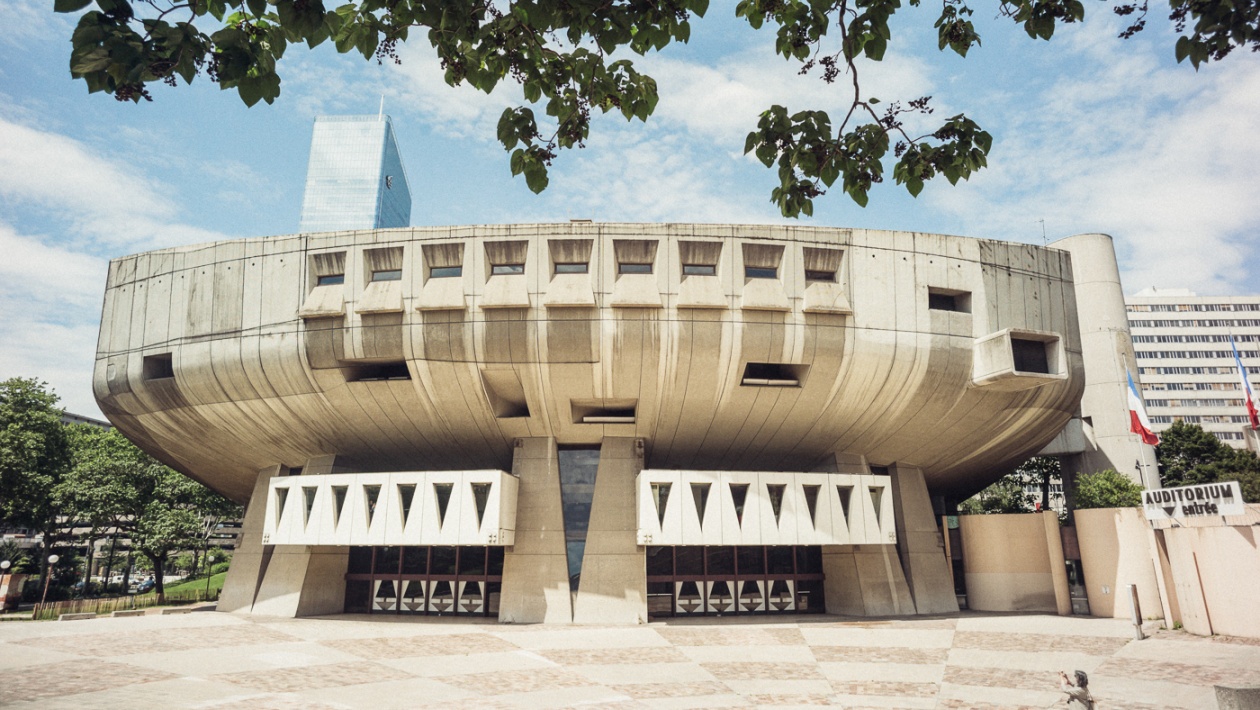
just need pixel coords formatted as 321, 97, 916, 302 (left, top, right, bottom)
298, 115, 412, 233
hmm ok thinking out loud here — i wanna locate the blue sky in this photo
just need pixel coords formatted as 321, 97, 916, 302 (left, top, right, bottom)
2, 1, 1258, 418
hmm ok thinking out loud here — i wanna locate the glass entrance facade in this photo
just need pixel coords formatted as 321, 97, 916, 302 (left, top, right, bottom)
645, 545, 826, 618
344, 545, 503, 616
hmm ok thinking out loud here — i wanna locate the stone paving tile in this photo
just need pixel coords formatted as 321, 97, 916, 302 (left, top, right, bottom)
212, 660, 413, 693
326, 631, 518, 658
1095, 656, 1260, 686
609, 681, 732, 698
810, 646, 948, 663
742, 693, 843, 705
828, 680, 939, 697
539, 647, 690, 665
820, 618, 958, 630
440, 666, 598, 696
195, 693, 350, 709
935, 700, 1042, 710
14, 624, 299, 657
952, 630, 1130, 655
943, 665, 1058, 692
656, 627, 805, 646
701, 661, 825, 680
0, 659, 177, 702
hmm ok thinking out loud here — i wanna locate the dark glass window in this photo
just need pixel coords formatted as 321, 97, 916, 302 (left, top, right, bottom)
347, 546, 373, 574
317, 274, 345, 286
373, 546, 400, 575
745, 266, 777, 279
768, 546, 795, 575
737, 546, 765, 574
401, 547, 428, 575
371, 269, 402, 281
487, 546, 505, 576
618, 262, 653, 274
646, 546, 674, 576
554, 262, 588, 274
430, 546, 457, 575
558, 447, 601, 590
430, 266, 462, 278
491, 264, 525, 275
805, 269, 835, 282
683, 264, 716, 276
706, 546, 735, 575
459, 546, 487, 575
676, 547, 703, 576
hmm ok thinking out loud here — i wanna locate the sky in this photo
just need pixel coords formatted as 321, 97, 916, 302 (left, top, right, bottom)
1, 0, 1258, 419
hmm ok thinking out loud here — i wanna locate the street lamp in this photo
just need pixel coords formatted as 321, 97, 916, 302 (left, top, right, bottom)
1, 560, 11, 612
204, 555, 216, 599
40, 554, 60, 606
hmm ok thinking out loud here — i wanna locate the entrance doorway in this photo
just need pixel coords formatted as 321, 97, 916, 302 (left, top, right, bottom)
344, 545, 503, 616
645, 545, 825, 618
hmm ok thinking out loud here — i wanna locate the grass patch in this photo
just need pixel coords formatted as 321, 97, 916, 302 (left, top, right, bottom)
137, 572, 227, 598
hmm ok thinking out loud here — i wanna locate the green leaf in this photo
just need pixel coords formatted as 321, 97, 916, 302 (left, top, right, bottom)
54, 0, 93, 13
247, 0, 267, 16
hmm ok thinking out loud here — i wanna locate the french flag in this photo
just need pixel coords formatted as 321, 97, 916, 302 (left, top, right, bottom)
1232, 337, 1259, 429
1127, 370, 1160, 446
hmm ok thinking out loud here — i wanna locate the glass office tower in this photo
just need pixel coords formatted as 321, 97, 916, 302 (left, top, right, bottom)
298, 115, 412, 233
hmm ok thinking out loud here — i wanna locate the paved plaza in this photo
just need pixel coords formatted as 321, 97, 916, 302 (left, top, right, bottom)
1, 610, 1258, 709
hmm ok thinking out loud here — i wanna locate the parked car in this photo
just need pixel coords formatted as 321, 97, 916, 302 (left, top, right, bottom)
135, 579, 155, 594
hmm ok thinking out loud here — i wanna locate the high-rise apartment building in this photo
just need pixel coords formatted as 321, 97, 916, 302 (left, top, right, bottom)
298, 115, 412, 233
1126, 288, 1260, 448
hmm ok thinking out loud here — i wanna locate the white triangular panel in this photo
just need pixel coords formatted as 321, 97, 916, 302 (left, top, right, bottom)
718, 471, 760, 546
794, 473, 838, 545
636, 470, 682, 545
758, 471, 799, 546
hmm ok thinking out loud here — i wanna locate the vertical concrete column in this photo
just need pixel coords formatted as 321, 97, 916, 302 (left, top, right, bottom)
1052, 233, 1158, 487
573, 437, 647, 624
889, 464, 960, 614
218, 464, 282, 613
499, 437, 574, 623
1041, 510, 1073, 616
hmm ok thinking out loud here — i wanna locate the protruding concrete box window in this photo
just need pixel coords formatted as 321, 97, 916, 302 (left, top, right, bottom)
357, 247, 405, 314
142, 353, 175, 381
802, 247, 852, 314
678, 240, 727, 309
480, 369, 531, 418
544, 238, 596, 307
611, 239, 662, 307
299, 251, 347, 318
740, 243, 791, 311
417, 242, 466, 311
972, 328, 1067, 391
928, 287, 971, 313
572, 399, 637, 424
343, 360, 411, 382
481, 240, 531, 309
741, 362, 808, 387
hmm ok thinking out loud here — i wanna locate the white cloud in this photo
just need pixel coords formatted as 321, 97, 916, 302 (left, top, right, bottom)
924, 18, 1260, 295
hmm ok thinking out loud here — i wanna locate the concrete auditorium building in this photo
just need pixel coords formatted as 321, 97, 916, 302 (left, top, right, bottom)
91, 219, 1153, 624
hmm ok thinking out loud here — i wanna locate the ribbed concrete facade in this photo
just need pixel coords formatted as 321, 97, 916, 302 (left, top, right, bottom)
93, 223, 1092, 622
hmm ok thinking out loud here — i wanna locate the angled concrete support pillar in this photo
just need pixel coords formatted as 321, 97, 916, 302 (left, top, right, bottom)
822, 545, 915, 616
889, 464, 960, 614
573, 437, 647, 624
500, 437, 573, 623
218, 465, 282, 613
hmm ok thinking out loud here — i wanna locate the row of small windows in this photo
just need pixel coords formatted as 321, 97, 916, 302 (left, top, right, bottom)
1150, 415, 1253, 424
1141, 366, 1260, 375
1216, 432, 1246, 440
1130, 319, 1260, 328
1132, 334, 1260, 343
1127, 303, 1260, 312
308, 241, 845, 284
1143, 382, 1241, 391
1144, 399, 1243, 408
1135, 350, 1259, 359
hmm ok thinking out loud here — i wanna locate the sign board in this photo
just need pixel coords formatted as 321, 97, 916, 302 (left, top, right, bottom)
1142, 481, 1245, 521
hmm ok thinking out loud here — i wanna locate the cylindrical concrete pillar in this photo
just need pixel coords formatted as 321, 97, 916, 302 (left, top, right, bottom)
1051, 233, 1159, 488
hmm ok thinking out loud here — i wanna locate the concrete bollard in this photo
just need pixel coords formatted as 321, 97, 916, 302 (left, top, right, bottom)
1127, 584, 1145, 641
58, 613, 97, 621
111, 610, 145, 617
160, 607, 193, 615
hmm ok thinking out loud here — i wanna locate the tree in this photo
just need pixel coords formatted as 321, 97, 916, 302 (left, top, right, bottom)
958, 474, 1035, 514
51, 0, 1260, 216
0, 378, 73, 583
62, 427, 240, 600
1073, 468, 1143, 509
1155, 420, 1260, 502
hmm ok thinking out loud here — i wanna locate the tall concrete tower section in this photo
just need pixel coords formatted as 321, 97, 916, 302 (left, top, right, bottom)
1053, 233, 1160, 488
298, 114, 412, 233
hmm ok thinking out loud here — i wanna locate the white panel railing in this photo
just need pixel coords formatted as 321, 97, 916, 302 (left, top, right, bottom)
261, 470, 517, 546
636, 470, 896, 546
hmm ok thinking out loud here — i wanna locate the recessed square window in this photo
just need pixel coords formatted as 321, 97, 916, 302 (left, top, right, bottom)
805, 269, 835, 282
1012, 338, 1051, 374
142, 353, 175, 381
555, 262, 588, 274
741, 362, 808, 387
371, 269, 402, 282
491, 264, 525, 275
745, 266, 778, 279
683, 264, 716, 276
344, 361, 411, 382
619, 263, 653, 275
316, 274, 345, 286
430, 266, 462, 278
928, 288, 971, 313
